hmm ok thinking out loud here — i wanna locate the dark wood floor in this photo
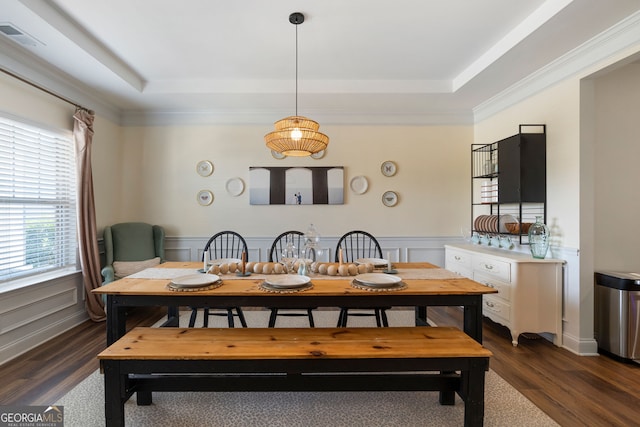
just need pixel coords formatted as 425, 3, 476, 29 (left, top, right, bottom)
1, 306, 638, 427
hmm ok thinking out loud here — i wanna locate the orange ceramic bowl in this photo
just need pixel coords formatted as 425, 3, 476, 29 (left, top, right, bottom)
504, 222, 532, 234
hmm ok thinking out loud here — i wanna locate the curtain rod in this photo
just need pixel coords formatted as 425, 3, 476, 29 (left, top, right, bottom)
1, 67, 91, 112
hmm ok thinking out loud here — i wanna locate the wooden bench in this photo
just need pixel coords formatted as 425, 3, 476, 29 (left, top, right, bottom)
98, 326, 492, 427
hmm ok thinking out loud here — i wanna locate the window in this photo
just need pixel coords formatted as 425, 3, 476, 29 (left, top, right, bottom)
0, 114, 77, 284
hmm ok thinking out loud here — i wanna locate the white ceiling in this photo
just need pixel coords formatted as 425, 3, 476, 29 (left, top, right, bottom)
1, 0, 640, 125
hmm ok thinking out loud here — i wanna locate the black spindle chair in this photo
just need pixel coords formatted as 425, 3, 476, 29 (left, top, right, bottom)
335, 230, 390, 327
267, 231, 316, 327
188, 231, 248, 328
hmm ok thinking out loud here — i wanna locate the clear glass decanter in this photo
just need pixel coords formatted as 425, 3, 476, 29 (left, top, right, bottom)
528, 216, 549, 259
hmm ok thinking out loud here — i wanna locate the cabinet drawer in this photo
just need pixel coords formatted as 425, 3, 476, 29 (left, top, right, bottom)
473, 272, 511, 302
483, 295, 510, 322
446, 249, 472, 271
472, 255, 511, 283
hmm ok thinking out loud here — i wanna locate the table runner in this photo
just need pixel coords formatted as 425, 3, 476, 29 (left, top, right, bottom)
126, 267, 462, 281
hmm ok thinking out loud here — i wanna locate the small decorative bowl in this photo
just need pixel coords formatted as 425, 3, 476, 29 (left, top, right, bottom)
505, 222, 533, 234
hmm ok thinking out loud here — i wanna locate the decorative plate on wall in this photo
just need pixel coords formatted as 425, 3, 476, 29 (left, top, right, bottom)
310, 149, 326, 159
381, 160, 397, 177
197, 190, 214, 206
271, 150, 286, 160
225, 177, 245, 196
382, 191, 398, 207
196, 160, 214, 177
349, 175, 369, 194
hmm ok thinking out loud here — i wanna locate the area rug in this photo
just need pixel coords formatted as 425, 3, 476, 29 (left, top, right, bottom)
57, 310, 559, 426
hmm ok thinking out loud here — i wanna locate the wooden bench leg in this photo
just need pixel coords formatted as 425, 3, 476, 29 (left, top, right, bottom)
460, 359, 488, 427
103, 360, 125, 427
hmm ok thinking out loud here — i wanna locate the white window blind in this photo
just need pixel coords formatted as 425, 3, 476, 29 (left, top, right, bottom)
0, 115, 78, 283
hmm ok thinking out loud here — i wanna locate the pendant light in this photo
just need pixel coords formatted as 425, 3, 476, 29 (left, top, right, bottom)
264, 12, 329, 157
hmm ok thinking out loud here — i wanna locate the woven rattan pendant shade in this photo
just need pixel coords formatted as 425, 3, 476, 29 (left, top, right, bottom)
264, 13, 329, 157
265, 115, 329, 157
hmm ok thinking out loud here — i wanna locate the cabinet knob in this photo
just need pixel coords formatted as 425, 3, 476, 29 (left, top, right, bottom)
484, 264, 494, 270
454, 256, 461, 261
485, 301, 495, 308
484, 282, 495, 288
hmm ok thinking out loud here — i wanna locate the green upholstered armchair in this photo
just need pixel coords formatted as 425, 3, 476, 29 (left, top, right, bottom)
101, 222, 165, 285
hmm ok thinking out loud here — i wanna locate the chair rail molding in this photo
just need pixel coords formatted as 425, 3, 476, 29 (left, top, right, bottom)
163, 235, 458, 267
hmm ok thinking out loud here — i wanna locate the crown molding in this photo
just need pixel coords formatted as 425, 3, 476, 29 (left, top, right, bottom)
0, 37, 121, 123
119, 109, 474, 127
473, 10, 640, 122
5, 8, 640, 128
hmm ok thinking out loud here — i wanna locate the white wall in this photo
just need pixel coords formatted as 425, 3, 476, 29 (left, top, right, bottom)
92, 116, 126, 227
593, 63, 640, 271
112, 124, 473, 238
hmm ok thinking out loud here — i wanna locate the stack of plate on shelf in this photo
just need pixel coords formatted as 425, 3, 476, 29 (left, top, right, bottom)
353, 273, 403, 290
480, 181, 498, 203
473, 214, 516, 233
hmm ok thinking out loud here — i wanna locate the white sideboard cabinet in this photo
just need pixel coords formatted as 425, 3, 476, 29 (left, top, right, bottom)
445, 244, 564, 347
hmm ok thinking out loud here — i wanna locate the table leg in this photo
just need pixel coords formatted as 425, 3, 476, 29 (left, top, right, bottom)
162, 306, 180, 327
415, 306, 429, 326
463, 297, 483, 344
106, 296, 127, 346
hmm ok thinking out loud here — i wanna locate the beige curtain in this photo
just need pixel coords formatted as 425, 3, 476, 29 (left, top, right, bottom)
73, 108, 105, 322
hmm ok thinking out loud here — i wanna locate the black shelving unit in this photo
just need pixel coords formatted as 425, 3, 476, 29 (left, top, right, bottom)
471, 124, 546, 244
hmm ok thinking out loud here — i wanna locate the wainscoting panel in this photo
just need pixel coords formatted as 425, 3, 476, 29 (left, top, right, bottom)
165, 246, 193, 262
0, 287, 77, 335
165, 236, 458, 267
0, 271, 87, 365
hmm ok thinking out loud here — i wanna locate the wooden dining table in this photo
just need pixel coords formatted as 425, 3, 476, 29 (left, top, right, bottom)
94, 261, 497, 346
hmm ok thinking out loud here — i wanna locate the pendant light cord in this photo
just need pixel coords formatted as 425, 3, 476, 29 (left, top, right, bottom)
295, 21, 298, 117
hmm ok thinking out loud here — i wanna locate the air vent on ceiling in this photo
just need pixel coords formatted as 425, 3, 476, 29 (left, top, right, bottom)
0, 23, 42, 47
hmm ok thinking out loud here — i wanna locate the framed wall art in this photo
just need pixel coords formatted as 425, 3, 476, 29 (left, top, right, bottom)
249, 166, 344, 205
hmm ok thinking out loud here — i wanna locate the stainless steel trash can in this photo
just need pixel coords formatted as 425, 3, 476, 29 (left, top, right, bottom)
594, 271, 640, 363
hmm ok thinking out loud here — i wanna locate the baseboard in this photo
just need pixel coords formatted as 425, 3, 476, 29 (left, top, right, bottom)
561, 332, 599, 356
